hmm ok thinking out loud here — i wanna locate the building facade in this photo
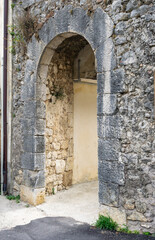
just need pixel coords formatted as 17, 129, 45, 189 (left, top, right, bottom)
1, 0, 155, 233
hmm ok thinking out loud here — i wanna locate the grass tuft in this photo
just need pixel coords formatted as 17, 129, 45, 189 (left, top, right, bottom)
95, 215, 118, 231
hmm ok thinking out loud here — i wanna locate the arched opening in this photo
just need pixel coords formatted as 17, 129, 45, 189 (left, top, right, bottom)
44, 33, 98, 195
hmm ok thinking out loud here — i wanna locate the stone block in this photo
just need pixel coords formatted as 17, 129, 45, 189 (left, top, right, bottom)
99, 181, 119, 207
63, 171, 72, 187
36, 101, 46, 119
114, 21, 126, 35
115, 36, 127, 45
21, 119, 35, 136
22, 119, 45, 136
98, 139, 120, 161
27, 35, 45, 61
99, 205, 126, 226
23, 170, 45, 188
56, 160, 65, 173
23, 101, 36, 119
99, 160, 125, 185
110, 69, 125, 93
98, 115, 121, 139
97, 94, 117, 115
21, 153, 45, 170
35, 119, 46, 135
37, 65, 49, 83
54, 5, 72, 34
95, 39, 116, 72
69, 8, 90, 35
23, 135, 45, 153
34, 136, 45, 153
135, 201, 147, 213
98, 69, 126, 95
121, 51, 137, 65
85, 8, 113, 50
47, 35, 65, 50
39, 18, 57, 45
39, 48, 54, 65
23, 135, 35, 152
21, 76, 36, 101
20, 185, 45, 206
127, 211, 147, 222
36, 83, 46, 101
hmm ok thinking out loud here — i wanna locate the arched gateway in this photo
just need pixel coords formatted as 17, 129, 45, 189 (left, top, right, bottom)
21, 6, 124, 219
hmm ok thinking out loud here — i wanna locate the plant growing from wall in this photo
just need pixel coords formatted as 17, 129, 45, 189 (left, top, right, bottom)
50, 83, 64, 102
17, 11, 37, 42
8, 25, 24, 55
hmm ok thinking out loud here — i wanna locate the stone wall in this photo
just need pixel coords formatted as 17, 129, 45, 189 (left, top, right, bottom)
10, 0, 155, 233
45, 49, 74, 194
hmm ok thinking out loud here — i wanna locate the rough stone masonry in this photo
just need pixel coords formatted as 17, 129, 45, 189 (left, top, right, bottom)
10, 0, 155, 233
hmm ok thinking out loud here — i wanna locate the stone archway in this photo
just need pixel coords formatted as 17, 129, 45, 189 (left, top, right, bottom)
45, 34, 98, 194
21, 6, 123, 207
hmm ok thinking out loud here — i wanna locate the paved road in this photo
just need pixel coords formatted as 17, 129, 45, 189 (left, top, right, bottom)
0, 217, 154, 240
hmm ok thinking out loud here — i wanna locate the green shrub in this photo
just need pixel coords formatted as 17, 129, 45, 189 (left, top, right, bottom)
95, 215, 118, 231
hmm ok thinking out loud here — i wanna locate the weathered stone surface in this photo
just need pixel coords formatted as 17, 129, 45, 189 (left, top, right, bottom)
99, 205, 126, 226
39, 48, 54, 65
85, 8, 113, 49
97, 68, 125, 94
121, 51, 137, 65
135, 201, 147, 213
63, 171, 72, 187
21, 119, 45, 136
115, 22, 126, 35
21, 73, 36, 101
21, 0, 40, 9
21, 153, 45, 170
23, 135, 45, 153
98, 115, 120, 139
54, 5, 72, 34
38, 18, 57, 45
124, 199, 135, 210
56, 160, 65, 174
127, 212, 147, 222
96, 39, 116, 72
99, 161, 124, 185
97, 94, 117, 115
23, 170, 45, 188
126, 0, 138, 12
20, 185, 45, 206
69, 8, 90, 35
27, 35, 45, 62
115, 36, 127, 45
99, 181, 119, 207
98, 139, 120, 161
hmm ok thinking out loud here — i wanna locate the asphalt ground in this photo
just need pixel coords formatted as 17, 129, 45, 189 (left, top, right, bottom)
0, 217, 154, 240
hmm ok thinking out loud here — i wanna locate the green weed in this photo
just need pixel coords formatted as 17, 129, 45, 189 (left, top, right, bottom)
6, 194, 20, 203
95, 215, 118, 231
143, 232, 151, 236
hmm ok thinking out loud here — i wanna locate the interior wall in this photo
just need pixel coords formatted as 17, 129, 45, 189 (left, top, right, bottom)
45, 51, 74, 194
73, 81, 98, 184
